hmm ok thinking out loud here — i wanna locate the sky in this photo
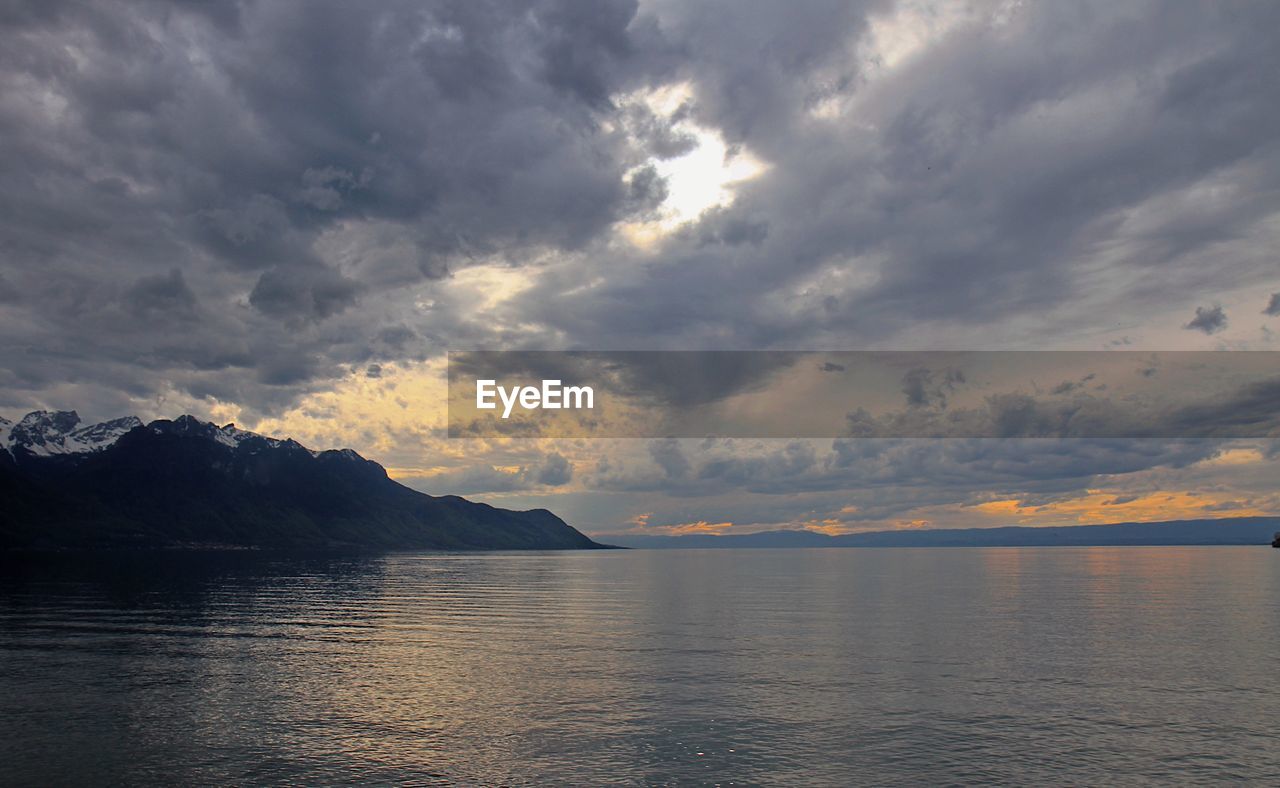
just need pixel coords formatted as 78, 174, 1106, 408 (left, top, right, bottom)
1, 0, 1278, 536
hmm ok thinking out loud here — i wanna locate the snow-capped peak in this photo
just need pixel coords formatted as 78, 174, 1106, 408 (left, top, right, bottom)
214, 422, 281, 449
147, 416, 306, 453
70, 416, 144, 451
6, 410, 82, 455
3, 411, 358, 463
4, 411, 143, 457
152, 416, 284, 448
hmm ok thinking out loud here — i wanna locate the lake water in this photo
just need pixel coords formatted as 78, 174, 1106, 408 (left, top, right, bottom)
2, 547, 1279, 785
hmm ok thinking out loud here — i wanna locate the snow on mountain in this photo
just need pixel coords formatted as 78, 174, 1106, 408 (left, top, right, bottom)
147, 414, 298, 453
6, 410, 86, 456
68, 416, 145, 452
3, 411, 145, 457
3, 410, 335, 460
215, 423, 285, 450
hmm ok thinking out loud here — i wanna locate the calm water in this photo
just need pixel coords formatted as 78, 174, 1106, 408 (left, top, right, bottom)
2, 547, 1279, 785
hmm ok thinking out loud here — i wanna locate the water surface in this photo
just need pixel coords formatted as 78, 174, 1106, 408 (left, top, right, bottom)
2, 547, 1278, 784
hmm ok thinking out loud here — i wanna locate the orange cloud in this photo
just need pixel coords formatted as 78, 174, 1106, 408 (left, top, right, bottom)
895, 519, 933, 529
971, 490, 1267, 525
794, 518, 846, 535
658, 520, 735, 535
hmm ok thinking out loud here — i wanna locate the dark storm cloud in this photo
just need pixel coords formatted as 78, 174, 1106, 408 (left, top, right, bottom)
1162, 377, 1280, 437
845, 375, 1280, 439
248, 263, 365, 322
651, 0, 890, 147
1184, 304, 1227, 335
4, 0, 1280, 452
0, 0, 678, 418
125, 269, 197, 318
0, 274, 20, 304
587, 436, 1223, 502
1265, 293, 1280, 317
519, 1, 1280, 350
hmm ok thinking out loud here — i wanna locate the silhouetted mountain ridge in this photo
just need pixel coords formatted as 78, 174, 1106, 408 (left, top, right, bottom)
1, 411, 602, 551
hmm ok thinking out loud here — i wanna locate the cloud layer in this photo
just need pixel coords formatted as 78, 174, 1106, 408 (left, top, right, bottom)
2, 0, 1279, 532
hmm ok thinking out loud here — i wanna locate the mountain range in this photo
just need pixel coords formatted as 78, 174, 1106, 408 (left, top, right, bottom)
6, 410, 1274, 552
0, 411, 604, 551
600, 518, 1280, 549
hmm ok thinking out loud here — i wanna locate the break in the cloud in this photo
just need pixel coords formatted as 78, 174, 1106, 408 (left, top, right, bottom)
2, 0, 1279, 533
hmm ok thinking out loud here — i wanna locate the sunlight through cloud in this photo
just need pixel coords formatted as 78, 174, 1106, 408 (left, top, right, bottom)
616, 82, 767, 248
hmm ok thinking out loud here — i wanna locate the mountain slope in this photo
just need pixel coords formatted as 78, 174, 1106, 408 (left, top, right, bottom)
1, 412, 602, 551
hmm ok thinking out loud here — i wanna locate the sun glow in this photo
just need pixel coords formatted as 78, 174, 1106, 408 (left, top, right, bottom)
654, 129, 765, 223
616, 82, 767, 248
448, 264, 537, 313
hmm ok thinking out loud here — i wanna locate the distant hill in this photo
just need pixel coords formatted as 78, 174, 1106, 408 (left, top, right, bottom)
600, 518, 1280, 549
1, 411, 603, 551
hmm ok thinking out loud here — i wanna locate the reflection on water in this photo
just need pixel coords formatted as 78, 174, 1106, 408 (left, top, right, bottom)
2, 547, 1279, 784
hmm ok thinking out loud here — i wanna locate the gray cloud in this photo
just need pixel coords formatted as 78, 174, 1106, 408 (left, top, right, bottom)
1265, 293, 1280, 317
2, 0, 1280, 528
846, 376, 1280, 440
125, 269, 198, 318
0, 0, 677, 419
901, 368, 965, 408
584, 436, 1225, 503
535, 451, 573, 486
5, 0, 1280, 423
420, 450, 575, 494
519, 1, 1280, 351
649, 438, 690, 480
248, 263, 365, 322
1184, 304, 1227, 334
0, 273, 20, 305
